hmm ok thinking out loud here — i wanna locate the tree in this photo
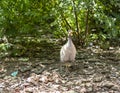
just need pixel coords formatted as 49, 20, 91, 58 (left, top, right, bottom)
54, 0, 120, 46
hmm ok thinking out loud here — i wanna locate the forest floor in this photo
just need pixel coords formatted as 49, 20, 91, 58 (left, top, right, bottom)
0, 46, 120, 93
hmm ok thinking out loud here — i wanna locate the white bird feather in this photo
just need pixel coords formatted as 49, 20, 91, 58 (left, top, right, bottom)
60, 30, 76, 62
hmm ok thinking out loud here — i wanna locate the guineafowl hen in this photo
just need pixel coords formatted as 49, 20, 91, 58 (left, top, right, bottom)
60, 30, 76, 72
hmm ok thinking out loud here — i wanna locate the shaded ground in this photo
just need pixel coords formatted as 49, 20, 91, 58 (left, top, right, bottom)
0, 47, 120, 93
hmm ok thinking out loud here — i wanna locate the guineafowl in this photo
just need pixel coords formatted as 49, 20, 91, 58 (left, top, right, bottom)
60, 30, 76, 72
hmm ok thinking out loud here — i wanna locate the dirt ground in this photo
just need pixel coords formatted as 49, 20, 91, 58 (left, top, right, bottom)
0, 47, 120, 93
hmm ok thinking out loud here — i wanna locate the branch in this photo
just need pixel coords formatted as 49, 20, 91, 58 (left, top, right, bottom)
85, 8, 90, 37
60, 11, 72, 30
72, 0, 79, 33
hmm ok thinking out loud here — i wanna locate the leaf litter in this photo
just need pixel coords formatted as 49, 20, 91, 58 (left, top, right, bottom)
0, 47, 120, 93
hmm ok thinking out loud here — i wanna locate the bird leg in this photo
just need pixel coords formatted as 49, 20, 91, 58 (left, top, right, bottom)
65, 62, 72, 74
60, 62, 72, 75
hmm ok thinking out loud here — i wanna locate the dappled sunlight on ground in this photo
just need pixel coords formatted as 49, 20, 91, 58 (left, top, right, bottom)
0, 47, 120, 93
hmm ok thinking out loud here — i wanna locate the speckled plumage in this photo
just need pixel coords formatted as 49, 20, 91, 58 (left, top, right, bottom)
60, 30, 76, 62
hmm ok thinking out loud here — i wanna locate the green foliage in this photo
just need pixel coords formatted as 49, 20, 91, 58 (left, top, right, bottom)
0, 43, 11, 52
0, 0, 120, 57
54, 0, 120, 46
0, 0, 58, 37
0, 0, 119, 41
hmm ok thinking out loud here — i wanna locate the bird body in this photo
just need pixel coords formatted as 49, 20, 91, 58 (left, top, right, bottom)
60, 30, 76, 63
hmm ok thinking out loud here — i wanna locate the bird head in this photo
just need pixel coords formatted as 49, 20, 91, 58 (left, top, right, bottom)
68, 30, 73, 37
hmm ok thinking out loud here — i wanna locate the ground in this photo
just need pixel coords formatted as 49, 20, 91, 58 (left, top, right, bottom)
0, 46, 120, 93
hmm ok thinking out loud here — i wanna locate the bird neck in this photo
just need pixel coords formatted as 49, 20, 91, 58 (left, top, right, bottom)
67, 36, 73, 45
